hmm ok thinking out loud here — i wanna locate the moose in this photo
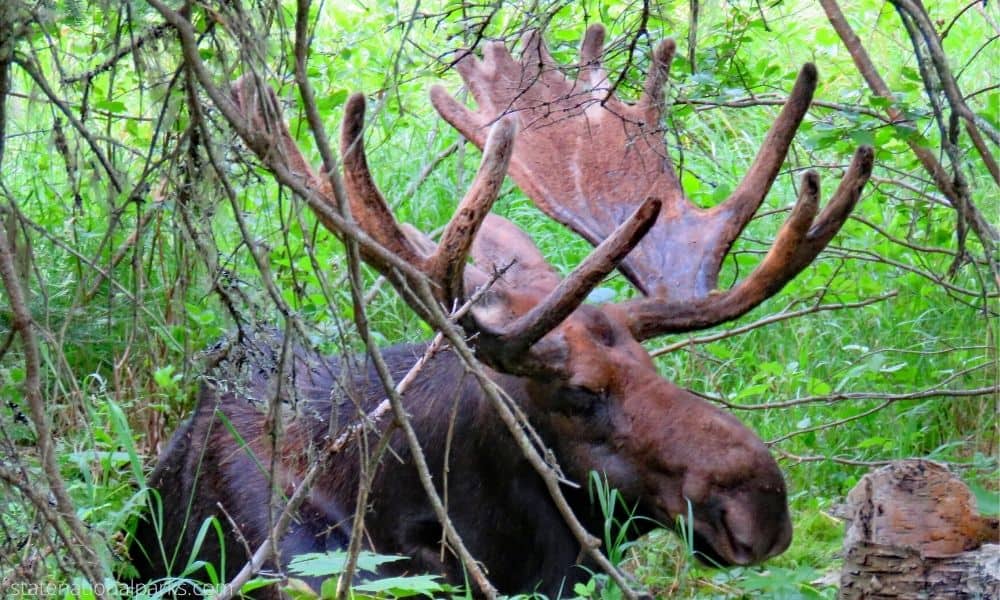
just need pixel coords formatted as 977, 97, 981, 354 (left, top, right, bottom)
131, 25, 873, 597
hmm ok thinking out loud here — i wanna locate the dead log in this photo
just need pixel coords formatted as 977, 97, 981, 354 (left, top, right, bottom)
838, 459, 1000, 599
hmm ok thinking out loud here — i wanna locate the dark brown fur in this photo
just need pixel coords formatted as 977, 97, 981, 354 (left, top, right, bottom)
131, 328, 790, 597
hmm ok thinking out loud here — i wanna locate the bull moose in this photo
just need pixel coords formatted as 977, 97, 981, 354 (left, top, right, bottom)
130, 25, 873, 597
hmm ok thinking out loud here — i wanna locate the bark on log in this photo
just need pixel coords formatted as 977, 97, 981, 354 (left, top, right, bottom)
838, 459, 1000, 599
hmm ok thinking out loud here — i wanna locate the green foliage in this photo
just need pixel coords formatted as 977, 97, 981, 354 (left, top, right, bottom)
284, 551, 456, 599
0, 0, 995, 598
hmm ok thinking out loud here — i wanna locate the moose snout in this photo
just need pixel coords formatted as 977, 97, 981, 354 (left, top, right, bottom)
686, 486, 793, 567
717, 494, 793, 565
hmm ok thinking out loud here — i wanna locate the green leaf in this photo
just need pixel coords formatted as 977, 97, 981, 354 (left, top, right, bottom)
711, 183, 732, 204
320, 576, 338, 599
807, 378, 831, 396
734, 383, 770, 400
107, 400, 144, 483
283, 577, 320, 600
287, 551, 408, 577
849, 129, 874, 147
900, 66, 922, 82
857, 436, 891, 449
94, 99, 127, 113
242, 577, 284, 594
153, 364, 178, 390
319, 89, 349, 113
969, 481, 1000, 517
352, 574, 447, 598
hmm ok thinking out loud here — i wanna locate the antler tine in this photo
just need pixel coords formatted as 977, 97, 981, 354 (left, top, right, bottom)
231, 75, 328, 196
717, 64, 818, 228
499, 197, 662, 350
639, 38, 676, 119
579, 24, 606, 89
519, 29, 561, 84
430, 84, 488, 147
343, 92, 521, 310
623, 145, 874, 340
809, 146, 875, 242
341, 93, 429, 272
733, 170, 821, 293
427, 116, 518, 305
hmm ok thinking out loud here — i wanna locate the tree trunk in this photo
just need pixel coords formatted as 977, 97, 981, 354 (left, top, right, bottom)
840, 541, 1000, 599
838, 460, 1000, 599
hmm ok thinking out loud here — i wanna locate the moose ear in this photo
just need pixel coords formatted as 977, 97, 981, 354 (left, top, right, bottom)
471, 214, 562, 292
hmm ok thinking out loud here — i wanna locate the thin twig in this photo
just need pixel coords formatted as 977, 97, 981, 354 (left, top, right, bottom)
651, 292, 897, 357
818, 0, 998, 288
0, 55, 107, 595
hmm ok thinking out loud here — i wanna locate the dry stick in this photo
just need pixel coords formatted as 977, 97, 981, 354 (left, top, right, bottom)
891, 2, 975, 278
0, 221, 108, 591
172, 158, 248, 331
12, 55, 124, 194
189, 75, 337, 583
0, 59, 108, 596
941, 0, 985, 39
651, 292, 897, 357
769, 399, 894, 445
871, 175, 950, 208
724, 360, 994, 410
287, 0, 496, 593
186, 72, 312, 349
0, 465, 97, 592
63, 23, 173, 84
401, 140, 461, 203
850, 214, 972, 259
334, 270, 513, 598
898, 0, 999, 188
728, 384, 998, 413
687, 1, 699, 74
149, 2, 433, 294
894, 0, 1000, 146
83, 201, 162, 301
681, 95, 892, 122
965, 119, 1000, 185
14, 46, 167, 301
412, 293, 647, 600
0, 550, 43, 597
12, 210, 174, 328
825, 246, 993, 298
775, 449, 891, 468
343, 298, 501, 599
817, 0, 998, 287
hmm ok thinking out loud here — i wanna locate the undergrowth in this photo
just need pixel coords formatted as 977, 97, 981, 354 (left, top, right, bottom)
0, 1, 995, 598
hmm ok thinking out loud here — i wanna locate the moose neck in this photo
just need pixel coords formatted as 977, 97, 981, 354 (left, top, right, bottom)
283, 342, 616, 593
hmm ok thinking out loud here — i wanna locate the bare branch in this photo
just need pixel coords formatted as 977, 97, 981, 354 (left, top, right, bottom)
651, 291, 898, 357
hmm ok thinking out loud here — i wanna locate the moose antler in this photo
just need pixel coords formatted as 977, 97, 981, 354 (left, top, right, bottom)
230, 76, 514, 311
432, 25, 874, 339
229, 75, 660, 359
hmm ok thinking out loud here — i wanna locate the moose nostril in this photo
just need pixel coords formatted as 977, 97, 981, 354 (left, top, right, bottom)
731, 537, 757, 564
767, 516, 794, 559
721, 516, 758, 565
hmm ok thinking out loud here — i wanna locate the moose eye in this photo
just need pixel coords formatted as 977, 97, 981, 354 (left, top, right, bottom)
558, 386, 607, 417
582, 310, 617, 347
